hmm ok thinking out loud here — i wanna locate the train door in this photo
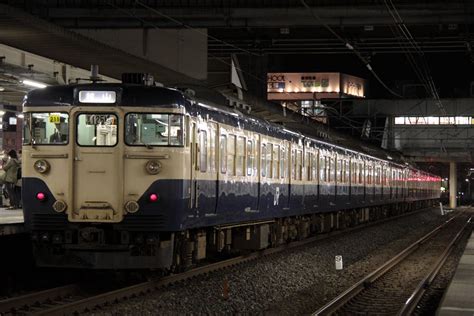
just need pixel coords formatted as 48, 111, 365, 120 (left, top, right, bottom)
72, 109, 123, 222
190, 120, 198, 211
196, 122, 218, 215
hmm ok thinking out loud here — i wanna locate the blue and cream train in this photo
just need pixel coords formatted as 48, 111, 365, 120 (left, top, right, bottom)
21, 82, 441, 269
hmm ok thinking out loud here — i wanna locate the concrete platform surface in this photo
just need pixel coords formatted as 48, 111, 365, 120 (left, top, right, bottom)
437, 231, 474, 315
0, 207, 25, 236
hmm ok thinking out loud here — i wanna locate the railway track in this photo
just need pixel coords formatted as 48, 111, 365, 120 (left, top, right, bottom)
313, 212, 472, 316
0, 207, 445, 315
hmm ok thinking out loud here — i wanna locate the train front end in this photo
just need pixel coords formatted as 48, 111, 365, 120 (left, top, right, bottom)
22, 84, 189, 269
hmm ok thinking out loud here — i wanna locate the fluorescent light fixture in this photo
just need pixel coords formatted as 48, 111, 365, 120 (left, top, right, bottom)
22, 79, 47, 89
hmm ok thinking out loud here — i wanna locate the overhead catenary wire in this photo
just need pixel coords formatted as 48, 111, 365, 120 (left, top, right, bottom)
382, 0, 446, 115
300, 0, 403, 98
105, 1, 378, 139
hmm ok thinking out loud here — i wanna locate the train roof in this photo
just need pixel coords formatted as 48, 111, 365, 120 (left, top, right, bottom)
22, 83, 438, 176
23, 83, 186, 108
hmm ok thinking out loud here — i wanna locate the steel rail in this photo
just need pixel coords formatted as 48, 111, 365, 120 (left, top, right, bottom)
312, 213, 464, 316
0, 284, 79, 314
397, 216, 472, 316
26, 207, 436, 315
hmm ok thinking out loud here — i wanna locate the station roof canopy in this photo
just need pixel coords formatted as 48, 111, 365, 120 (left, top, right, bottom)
0, 4, 201, 87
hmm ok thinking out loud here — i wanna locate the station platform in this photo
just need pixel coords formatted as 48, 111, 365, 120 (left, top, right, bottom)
0, 207, 25, 236
437, 230, 474, 315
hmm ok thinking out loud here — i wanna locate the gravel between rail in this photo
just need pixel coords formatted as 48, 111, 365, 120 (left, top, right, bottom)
412, 223, 472, 316
90, 207, 466, 315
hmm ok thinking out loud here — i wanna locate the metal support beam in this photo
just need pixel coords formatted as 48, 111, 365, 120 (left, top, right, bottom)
449, 162, 457, 209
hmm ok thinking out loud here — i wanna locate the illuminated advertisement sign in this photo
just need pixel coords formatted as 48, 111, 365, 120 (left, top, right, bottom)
267, 72, 365, 100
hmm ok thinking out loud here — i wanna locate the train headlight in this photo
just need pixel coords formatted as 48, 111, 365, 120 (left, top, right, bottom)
124, 200, 140, 213
52, 200, 67, 213
34, 159, 50, 174
145, 160, 162, 175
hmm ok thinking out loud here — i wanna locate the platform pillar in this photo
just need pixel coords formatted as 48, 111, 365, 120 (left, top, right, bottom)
449, 162, 457, 209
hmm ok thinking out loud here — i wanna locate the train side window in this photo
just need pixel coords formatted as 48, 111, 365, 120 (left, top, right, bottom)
236, 136, 245, 176
311, 152, 318, 181
377, 166, 381, 185
295, 150, 301, 180
319, 156, 326, 182
306, 152, 312, 181
273, 145, 280, 179
367, 164, 372, 185
291, 149, 296, 180
227, 134, 236, 176
337, 159, 342, 183
247, 139, 254, 176
199, 130, 207, 172
209, 126, 216, 173
332, 157, 336, 182
125, 113, 183, 146
220, 135, 227, 174
298, 150, 303, 180
261, 143, 267, 177
280, 147, 286, 179
266, 143, 273, 178
359, 162, 364, 184
345, 160, 349, 183
351, 161, 356, 184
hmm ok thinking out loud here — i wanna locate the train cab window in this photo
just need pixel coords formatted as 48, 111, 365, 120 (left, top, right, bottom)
77, 113, 117, 146
220, 135, 227, 174
199, 130, 207, 172
125, 113, 183, 147
24, 112, 69, 145
227, 134, 236, 176
236, 136, 245, 176
273, 145, 280, 179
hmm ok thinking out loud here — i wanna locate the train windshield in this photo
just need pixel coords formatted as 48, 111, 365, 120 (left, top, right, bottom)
77, 113, 118, 147
23, 112, 69, 145
125, 113, 184, 147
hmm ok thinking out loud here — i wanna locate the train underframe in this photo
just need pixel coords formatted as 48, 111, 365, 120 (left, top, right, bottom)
31, 199, 438, 270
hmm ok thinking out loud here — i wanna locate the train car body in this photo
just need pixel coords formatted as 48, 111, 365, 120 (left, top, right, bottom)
22, 83, 441, 269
